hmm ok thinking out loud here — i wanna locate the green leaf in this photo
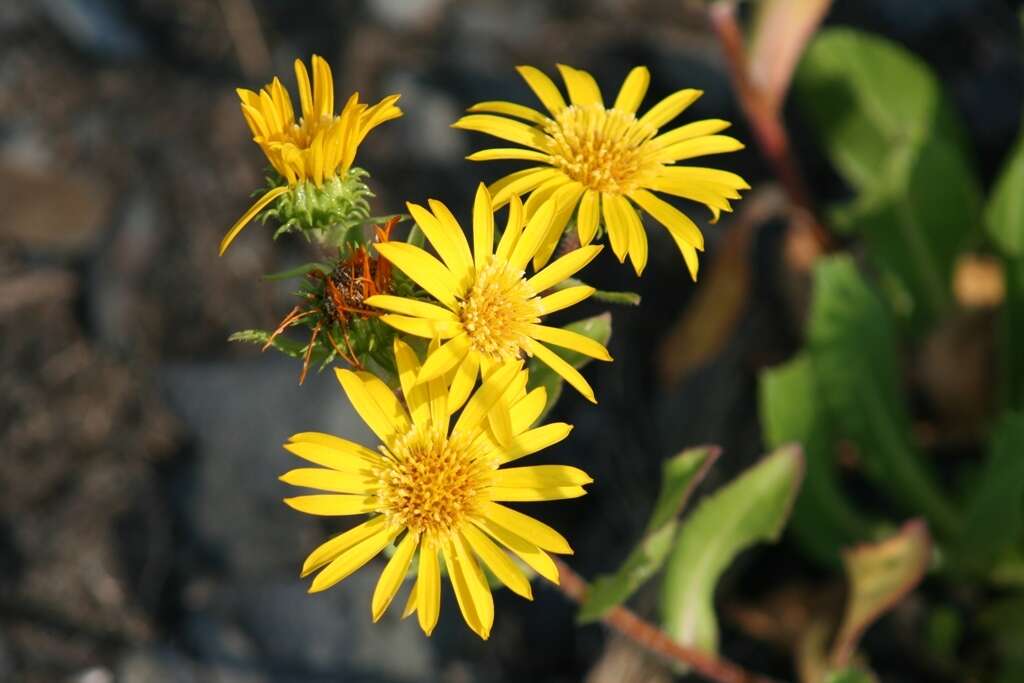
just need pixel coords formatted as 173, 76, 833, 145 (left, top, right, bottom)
759, 353, 874, 564
228, 329, 330, 367
831, 520, 931, 667
797, 28, 980, 328
957, 413, 1024, 573
986, 131, 1024, 257
808, 256, 959, 538
577, 446, 720, 623
659, 445, 804, 654
527, 312, 611, 421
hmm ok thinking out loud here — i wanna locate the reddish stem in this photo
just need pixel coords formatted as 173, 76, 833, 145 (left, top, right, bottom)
707, 1, 832, 251
553, 559, 783, 683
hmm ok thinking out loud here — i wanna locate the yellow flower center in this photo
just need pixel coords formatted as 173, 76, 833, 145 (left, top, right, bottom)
377, 425, 491, 537
544, 104, 659, 194
459, 261, 543, 362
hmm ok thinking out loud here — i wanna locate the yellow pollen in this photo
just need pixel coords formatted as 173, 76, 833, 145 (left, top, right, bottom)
544, 104, 660, 194
376, 425, 490, 537
459, 261, 543, 361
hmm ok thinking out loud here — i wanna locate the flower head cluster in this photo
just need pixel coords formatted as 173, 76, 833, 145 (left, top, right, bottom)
454, 64, 749, 279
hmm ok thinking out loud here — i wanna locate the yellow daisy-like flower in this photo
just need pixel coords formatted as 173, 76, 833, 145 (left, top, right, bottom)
365, 183, 612, 408
221, 55, 402, 255
281, 340, 588, 639
453, 64, 750, 279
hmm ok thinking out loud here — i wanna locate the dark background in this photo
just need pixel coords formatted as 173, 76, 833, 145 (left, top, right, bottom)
1, 1, 1021, 681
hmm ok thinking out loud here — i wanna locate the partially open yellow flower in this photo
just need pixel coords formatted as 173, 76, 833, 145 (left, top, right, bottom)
221, 55, 402, 255
281, 339, 588, 639
366, 183, 612, 407
453, 64, 750, 279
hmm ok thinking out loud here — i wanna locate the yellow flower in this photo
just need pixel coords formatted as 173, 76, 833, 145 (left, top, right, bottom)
365, 183, 612, 407
281, 339, 588, 639
453, 64, 750, 280
221, 55, 402, 255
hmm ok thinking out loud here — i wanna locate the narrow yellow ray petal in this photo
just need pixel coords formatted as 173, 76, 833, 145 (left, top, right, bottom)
515, 65, 568, 116
443, 536, 494, 640
402, 581, 418, 619
452, 114, 548, 151
283, 437, 382, 471
654, 135, 745, 162
378, 314, 461, 340
417, 538, 442, 635
334, 368, 407, 445
283, 494, 379, 516
636, 88, 703, 130
309, 525, 396, 593
526, 245, 603, 294
489, 485, 587, 501
621, 199, 648, 276
646, 119, 732, 152
280, 468, 379, 494
473, 516, 560, 583
492, 465, 592, 488
495, 194, 525, 260
508, 200, 557, 271
405, 201, 473, 285
219, 186, 290, 255
365, 294, 458, 321
372, 532, 419, 621
601, 192, 630, 263
556, 64, 603, 107
628, 188, 705, 251
374, 242, 462, 309
294, 58, 314, 119
526, 324, 612, 361
467, 101, 549, 125
660, 166, 750, 189
462, 525, 532, 600
496, 422, 573, 465
472, 183, 495, 270
577, 189, 600, 246
428, 198, 475, 282
532, 182, 585, 270
312, 54, 334, 118
447, 352, 480, 415
301, 515, 388, 577
509, 387, 548, 434
394, 338, 431, 426
523, 339, 596, 404
467, 148, 553, 163
539, 285, 595, 315
418, 333, 471, 383
682, 241, 700, 281
454, 361, 522, 435
613, 66, 650, 113
481, 502, 573, 554
490, 168, 563, 209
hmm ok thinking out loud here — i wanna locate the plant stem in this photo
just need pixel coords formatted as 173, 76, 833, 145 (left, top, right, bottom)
707, 1, 832, 252
553, 558, 783, 683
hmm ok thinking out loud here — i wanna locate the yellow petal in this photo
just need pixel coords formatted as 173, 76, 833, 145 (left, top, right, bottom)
454, 361, 522, 436
620, 199, 648, 276
443, 535, 494, 640
526, 324, 611, 361
365, 294, 458, 321
467, 148, 553, 163
468, 185, 496, 272
309, 524, 396, 593
461, 525, 532, 600
406, 202, 473, 284
418, 333, 471, 383
372, 531, 419, 621
526, 245, 603, 294
467, 101, 549, 125
532, 181, 585, 270
515, 65, 568, 116
652, 165, 750, 190
283, 435, 382, 470
539, 285, 595, 315
601, 192, 630, 263
523, 339, 596, 404
452, 114, 548, 151
490, 168, 563, 209
301, 515, 388, 577
481, 502, 573, 554
374, 242, 462, 309
497, 422, 573, 465
280, 468, 379, 494
473, 516, 559, 583
294, 58, 314, 119
556, 64, 603, 107
576, 189, 600, 246
417, 538, 442, 635
378, 314, 461, 340
492, 465, 592, 488
613, 66, 650, 113
510, 387, 548, 434
334, 368, 409, 445
402, 581, 418, 619
311, 54, 334, 118
393, 338, 431, 426
654, 135, 745, 162
219, 186, 290, 256
495, 194, 525, 260
428, 199, 476, 284
508, 200, 557, 271
447, 352, 480, 415
489, 485, 587, 501
283, 494, 379, 516
628, 188, 705, 251
645, 119, 732, 152
637, 88, 703, 130
682, 241, 700, 281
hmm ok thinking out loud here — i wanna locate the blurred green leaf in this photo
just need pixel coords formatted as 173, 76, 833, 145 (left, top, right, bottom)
760, 353, 874, 564
527, 312, 611, 421
808, 256, 959, 538
957, 413, 1024, 573
659, 445, 804, 655
578, 446, 720, 623
831, 520, 931, 667
986, 132, 1024, 257
798, 28, 980, 328
824, 669, 876, 683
